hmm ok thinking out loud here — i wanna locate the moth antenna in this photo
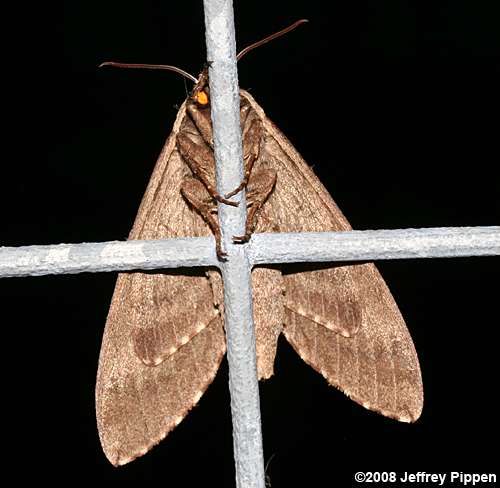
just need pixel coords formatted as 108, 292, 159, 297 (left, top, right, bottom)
99, 62, 198, 83
236, 19, 309, 61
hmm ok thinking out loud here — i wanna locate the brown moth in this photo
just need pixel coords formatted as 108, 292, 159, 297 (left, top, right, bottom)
96, 21, 423, 467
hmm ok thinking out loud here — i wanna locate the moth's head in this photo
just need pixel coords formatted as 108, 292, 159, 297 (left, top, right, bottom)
190, 65, 211, 109
193, 88, 210, 107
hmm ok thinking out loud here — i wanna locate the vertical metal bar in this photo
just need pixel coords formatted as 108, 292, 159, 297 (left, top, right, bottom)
202, 1, 265, 488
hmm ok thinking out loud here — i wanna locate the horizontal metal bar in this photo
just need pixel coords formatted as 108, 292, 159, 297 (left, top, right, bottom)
249, 226, 500, 265
0, 237, 219, 278
1, 226, 498, 278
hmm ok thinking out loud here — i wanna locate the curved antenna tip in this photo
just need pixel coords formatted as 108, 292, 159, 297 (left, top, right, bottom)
237, 19, 310, 61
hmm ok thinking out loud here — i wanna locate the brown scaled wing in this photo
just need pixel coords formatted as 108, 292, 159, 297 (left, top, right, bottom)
240, 90, 423, 423
95, 101, 225, 466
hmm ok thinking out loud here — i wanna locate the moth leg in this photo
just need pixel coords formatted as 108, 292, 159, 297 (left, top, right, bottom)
225, 117, 262, 199
177, 133, 238, 208
186, 100, 213, 148
233, 167, 277, 243
181, 178, 226, 258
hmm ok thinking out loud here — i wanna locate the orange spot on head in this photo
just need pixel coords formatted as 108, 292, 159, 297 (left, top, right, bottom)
196, 90, 209, 105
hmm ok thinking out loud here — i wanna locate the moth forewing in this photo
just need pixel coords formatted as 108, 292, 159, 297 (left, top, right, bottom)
95, 91, 227, 466
242, 89, 423, 422
96, 74, 423, 467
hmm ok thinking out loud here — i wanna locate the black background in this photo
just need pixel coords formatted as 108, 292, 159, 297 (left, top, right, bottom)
2, 0, 499, 484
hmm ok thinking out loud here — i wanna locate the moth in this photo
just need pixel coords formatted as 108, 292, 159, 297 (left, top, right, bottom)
96, 20, 423, 466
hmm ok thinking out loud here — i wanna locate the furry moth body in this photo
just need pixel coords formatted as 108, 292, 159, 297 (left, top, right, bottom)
96, 67, 423, 466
